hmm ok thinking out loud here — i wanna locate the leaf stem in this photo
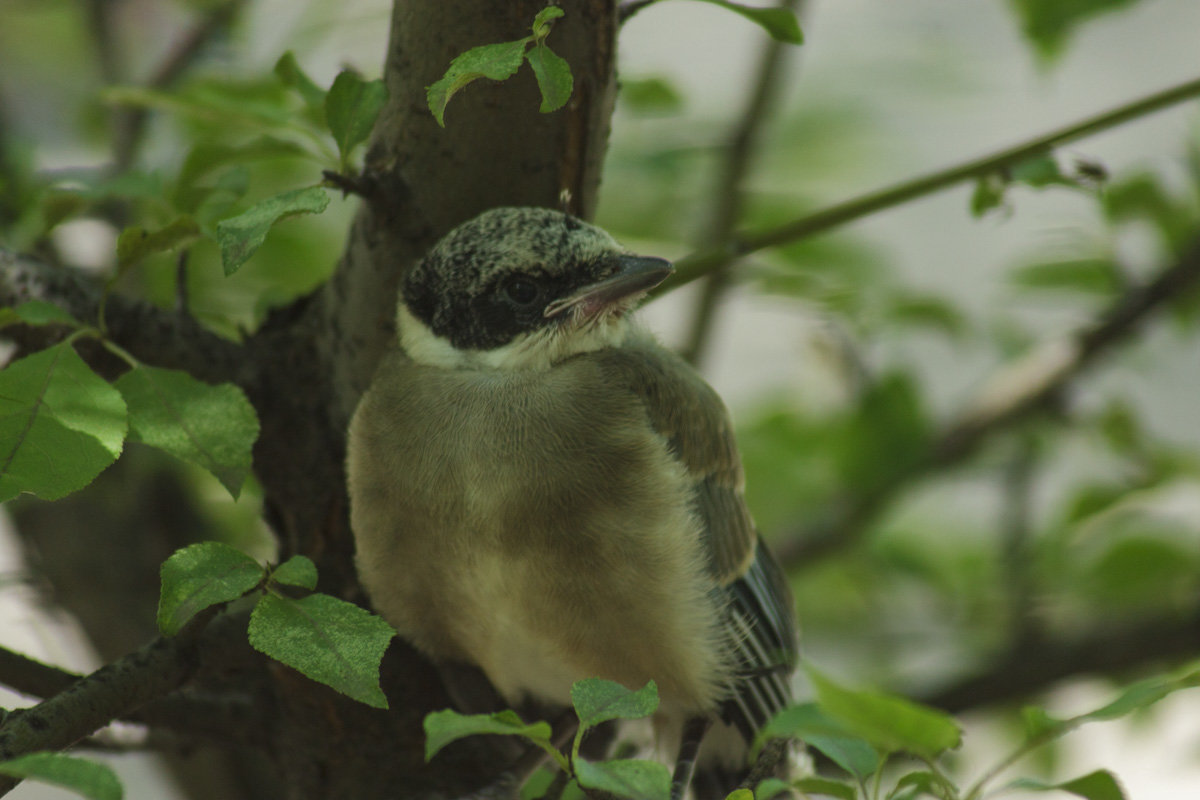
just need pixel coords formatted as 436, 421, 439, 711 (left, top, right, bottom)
661, 73, 1200, 293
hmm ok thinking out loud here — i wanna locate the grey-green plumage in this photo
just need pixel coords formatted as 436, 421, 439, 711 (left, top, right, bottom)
346, 207, 797, 792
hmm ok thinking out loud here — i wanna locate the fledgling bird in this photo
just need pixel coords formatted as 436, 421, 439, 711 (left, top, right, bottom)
347, 207, 798, 798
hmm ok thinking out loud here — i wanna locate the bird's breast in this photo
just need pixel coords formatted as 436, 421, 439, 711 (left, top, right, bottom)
347, 351, 731, 712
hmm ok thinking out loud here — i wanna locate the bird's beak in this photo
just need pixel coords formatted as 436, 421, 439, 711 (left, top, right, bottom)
543, 255, 674, 320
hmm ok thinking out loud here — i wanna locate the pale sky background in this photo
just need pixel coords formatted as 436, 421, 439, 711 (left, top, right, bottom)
4, 0, 1200, 797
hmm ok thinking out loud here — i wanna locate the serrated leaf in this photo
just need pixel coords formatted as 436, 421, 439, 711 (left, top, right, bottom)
760, 703, 882, 780
248, 591, 395, 708
157, 541, 264, 636
1008, 770, 1127, 800
0, 343, 126, 503
526, 44, 573, 113
0, 752, 122, 800
426, 39, 529, 127
572, 678, 659, 729
807, 666, 961, 759
423, 708, 554, 761
691, 0, 803, 43
116, 216, 200, 271
215, 186, 330, 275
274, 51, 326, 115
272, 555, 318, 590
574, 758, 671, 800
325, 70, 387, 168
0, 300, 81, 329
115, 365, 258, 498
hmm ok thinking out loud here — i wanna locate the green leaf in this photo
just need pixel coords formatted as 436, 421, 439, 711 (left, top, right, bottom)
1010, 258, 1121, 296
619, 76, 684, 115
423, 708, 554, 761
1007, 0, 1139, 62
760, 703, 882, 780
325, 70, 388, 168
173, 137, 312, 213
691, 0, 803, 44
970, 173, 1008, 217
1008, 770, 1127, 800
272, 555, 318, 590
890, 771, 946, 800
115, 365, 258, 498
1075, 668, 1200, 724
426, 39, 529, 127
0, 343, 126, 503
885, 293, 968, 338
116, 216, 201, 270
157, 541, 264, 636
274, 51, 326, 115
531, 5, 565, 37
215, 186, 330, 275
834, 373, 929, 495
571, 678, 659, 730
248, 591, 395, 708
525, 44, 573, 113
0, 300, 81, 329
806, 666, 961, 760
574, 758, 671, 800
0, 752, 122, 800
792, 776, 855, 800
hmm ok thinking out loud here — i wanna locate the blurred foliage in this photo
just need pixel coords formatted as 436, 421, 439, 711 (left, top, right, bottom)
2, 0, 1200, 798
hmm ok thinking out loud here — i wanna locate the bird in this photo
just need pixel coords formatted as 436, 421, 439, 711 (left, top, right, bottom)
346, 206, 798, 798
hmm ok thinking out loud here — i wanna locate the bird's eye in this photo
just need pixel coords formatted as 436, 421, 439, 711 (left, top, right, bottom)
503, 278, 542, 308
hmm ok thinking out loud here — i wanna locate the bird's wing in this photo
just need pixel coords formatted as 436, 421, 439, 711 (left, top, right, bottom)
596, 337, 798, 740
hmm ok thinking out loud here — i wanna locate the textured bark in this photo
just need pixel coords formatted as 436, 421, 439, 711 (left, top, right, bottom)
0, 2, 618, 798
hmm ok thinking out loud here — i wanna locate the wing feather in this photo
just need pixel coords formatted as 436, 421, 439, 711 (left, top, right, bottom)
596, 334, 798, 742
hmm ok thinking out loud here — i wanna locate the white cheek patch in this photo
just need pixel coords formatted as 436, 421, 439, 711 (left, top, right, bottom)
397, 303, 632, 371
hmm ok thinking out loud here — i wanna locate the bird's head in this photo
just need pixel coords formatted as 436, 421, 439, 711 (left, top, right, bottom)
397, 207, 673, 371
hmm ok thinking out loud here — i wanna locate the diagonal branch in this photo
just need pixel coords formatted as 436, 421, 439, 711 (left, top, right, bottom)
680, 0, 802, 366
658, 74, 1200, 294
0, 250, 245, 386
0, 614, 217, 795
773, 233, 1200, 569
112, 0, 247, 173
921, 607, 1200, 713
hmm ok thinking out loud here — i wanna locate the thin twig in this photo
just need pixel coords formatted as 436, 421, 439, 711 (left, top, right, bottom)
112, 0, 245, 173
773, 233, 1200, 569
681, 0, 802, 366
1000, 436, 1040, 647
658, 74, 1200, 295
0, 647, 81, 701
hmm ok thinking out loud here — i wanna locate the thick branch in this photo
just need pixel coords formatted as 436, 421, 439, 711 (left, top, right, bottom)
775, 233, 1200, 569
922, 610, 1200, 713
0, 250, 245, 386
0, 624, 210, 795
659, 74, 1200, 294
